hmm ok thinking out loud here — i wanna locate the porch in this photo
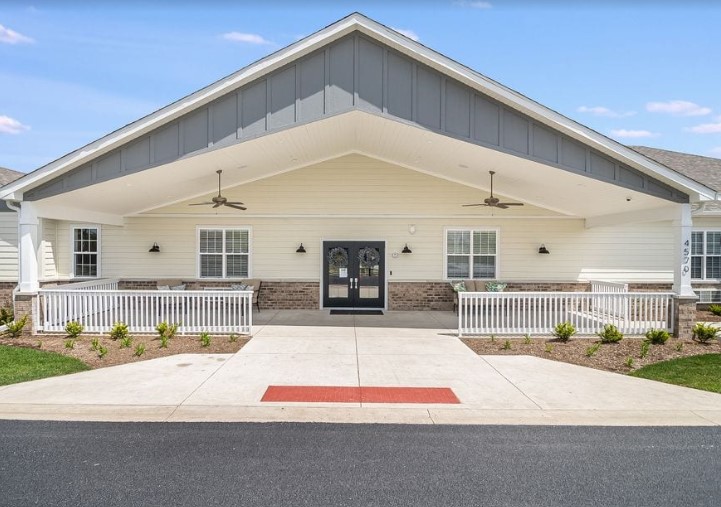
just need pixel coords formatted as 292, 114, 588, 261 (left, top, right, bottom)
33, 278, 675, 337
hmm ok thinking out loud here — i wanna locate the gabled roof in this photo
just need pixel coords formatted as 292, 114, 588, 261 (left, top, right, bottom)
0, 12, 716, 203
0, 167, 24, 187
631, 146, 721, 193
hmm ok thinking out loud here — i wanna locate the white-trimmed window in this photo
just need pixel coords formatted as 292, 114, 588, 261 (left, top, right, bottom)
691, 231, 721, 280
445, 229, 498, 279
72, 226, 100, 278
198, 228, 250, 278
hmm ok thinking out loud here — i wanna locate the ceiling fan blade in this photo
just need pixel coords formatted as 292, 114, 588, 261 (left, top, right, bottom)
224, 203, 247, 211
225, 201, 245, 206
498, 202, 524, 206
496, 204, 509, 209
212, 203, 222, 208
462, 203, 486, 207
189, 202, 215, 206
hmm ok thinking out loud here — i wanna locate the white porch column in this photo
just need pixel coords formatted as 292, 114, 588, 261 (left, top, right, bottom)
672, 203, 696, 297
18, 201, 40, 293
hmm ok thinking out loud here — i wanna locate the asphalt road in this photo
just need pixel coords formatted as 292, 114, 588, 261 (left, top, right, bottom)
1, 421, 719, 507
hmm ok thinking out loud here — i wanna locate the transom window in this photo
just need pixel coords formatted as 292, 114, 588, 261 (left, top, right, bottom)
73, 226, 100, 278
691, 231, 721, 280
198, 228, 250, 278
446, 229, 497, 279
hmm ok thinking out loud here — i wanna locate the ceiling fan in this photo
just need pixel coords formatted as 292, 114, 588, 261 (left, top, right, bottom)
463, 170, 524, 210
189, 170, 246, 211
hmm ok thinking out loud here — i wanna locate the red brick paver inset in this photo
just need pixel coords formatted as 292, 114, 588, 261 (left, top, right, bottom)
261, 386, 460, 404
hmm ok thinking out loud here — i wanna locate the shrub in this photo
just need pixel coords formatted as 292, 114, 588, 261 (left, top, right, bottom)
692, 323, 720, 344
4, 314, 28, 338
90, 338, 100, 351
119, 336, 133, 349
676, 342, 684, 352
64, 339, 75, 350
523, 334, 532, 344
544, 344, 554, 353
155, 321, 179, 340
65, 321, 84, 338
597, 324, 623, 343
109, 322, 129, 341
585, 343, 601, 357
159, 335, 169, 349
200, 332, 211, 347
624, 357, 634, 368
552, 322, 576, 342
134, 343, 146, 357
645, 328, 670, 345
229, 333, 239, 343
502, 339, 512, 350
0, 307, 14, 325
640, 341, 650, 359
97, 345, 108, 359
709, 304, 721, 316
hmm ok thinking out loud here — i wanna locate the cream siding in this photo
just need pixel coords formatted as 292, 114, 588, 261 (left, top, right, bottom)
43, 155, 675, 284
0, 212, 18, 281
41, 218, 59, 280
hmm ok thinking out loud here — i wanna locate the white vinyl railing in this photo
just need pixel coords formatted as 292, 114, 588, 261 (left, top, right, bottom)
47, 278, 120, 291
39, 289, 253, 335
458, 291, 674, 336
590, 280, 628, 294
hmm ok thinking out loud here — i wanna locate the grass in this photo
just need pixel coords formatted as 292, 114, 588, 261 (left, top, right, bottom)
630, 353, 721, 393
0, 345, 90, 386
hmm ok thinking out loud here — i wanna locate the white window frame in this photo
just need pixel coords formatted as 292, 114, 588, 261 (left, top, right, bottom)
71, 224, 101, 279
443, 227, 500, 281
691, 229, 721, 281
196, 226, 252, 279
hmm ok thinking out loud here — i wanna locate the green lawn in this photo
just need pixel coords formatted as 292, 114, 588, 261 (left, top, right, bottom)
630, 353, 721, 393
0, 345, 90, 386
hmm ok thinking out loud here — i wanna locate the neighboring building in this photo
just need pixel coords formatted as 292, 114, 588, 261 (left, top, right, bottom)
0, 13, 714, 334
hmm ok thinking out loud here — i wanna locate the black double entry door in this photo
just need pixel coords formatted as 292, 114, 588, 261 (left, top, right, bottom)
323, 241, 385, 309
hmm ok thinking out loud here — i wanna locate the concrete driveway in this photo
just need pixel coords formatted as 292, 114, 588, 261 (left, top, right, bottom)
1, 310, 721, 425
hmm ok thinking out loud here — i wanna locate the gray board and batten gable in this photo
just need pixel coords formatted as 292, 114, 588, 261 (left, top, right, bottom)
24, 33, 687, 204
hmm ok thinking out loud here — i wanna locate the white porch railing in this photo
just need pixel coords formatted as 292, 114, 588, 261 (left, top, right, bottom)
39, 288, 252, 335
458, 291, 674, 336
590, 280, 628, 293
46, 278, 121, 291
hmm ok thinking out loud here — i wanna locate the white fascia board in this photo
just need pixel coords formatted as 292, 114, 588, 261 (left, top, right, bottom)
34, 203, 124, 226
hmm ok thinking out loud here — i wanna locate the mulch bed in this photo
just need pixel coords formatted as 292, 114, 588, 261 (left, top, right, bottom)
697, 310, 721, 322
0, 334, 249, 369
461, 336, 721, 373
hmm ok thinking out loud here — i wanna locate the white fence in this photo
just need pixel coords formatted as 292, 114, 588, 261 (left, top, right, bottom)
39, 288, 252, 335
458, 291, 674, 336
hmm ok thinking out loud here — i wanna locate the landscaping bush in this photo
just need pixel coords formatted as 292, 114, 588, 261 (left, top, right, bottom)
200, 332, 211, 347
552, 322, 576, 342
4, 314, 28, 338
109, 322, 129, 341
645, 328, 670, 345
597, 324, 623, 343
155, 321, 179, 339
0, 307, 14, 325
64, 321, 84, 338
692, 323, 719, 344
709, 304, 721, 317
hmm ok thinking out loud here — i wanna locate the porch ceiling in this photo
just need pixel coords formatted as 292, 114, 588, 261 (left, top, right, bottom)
33, 111, 674, 221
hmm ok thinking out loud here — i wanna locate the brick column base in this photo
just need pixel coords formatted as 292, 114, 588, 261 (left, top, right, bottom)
12, 293, 36, 337
672, 296, 697, 339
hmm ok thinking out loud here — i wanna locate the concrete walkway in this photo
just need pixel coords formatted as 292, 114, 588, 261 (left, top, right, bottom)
1, 310, 721, 425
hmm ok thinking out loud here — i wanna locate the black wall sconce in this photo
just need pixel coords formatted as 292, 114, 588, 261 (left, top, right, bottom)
296, 243, 306, 253
149, 242, 160, 253
538, 244, 550, 254
402, 244, 412, 254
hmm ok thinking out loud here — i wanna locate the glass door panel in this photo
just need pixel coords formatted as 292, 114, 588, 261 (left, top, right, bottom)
323, 241, 384, 309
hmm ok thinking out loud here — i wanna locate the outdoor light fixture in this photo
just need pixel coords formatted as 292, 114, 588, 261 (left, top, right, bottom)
538, 244, 550, 254
402, 244, 412, 254
296, 243, 306, 253
149, 242, 160, 253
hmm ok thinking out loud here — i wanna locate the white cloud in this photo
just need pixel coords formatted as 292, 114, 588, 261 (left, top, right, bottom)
577, 105, 635, 118
0, 115, 31, 135
0, 24, 34, 45
610, 129, 659, 139
454, 1, 493, 8
646, 100, 711, 116
687, 121, 721, 134
221, 32, 271, 45
391, 27, 420, 41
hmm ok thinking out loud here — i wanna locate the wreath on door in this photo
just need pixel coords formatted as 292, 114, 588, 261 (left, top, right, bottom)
358, 247, 380, 269
328, 247, 348, 268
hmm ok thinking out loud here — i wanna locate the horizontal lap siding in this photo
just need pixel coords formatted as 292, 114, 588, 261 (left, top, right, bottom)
0, 213, 18, 281
45, 155, 674, 283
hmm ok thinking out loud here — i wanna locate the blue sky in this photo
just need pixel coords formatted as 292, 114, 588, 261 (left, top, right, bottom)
1, 0, 720, 173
